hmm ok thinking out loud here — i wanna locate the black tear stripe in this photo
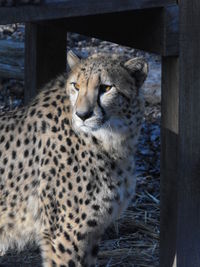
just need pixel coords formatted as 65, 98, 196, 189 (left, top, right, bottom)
86, 78, 89, 91
97, 92, 106, 123
96, 74, 106, 122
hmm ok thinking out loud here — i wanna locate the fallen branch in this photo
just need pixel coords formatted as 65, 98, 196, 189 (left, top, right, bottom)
0, 39, 24, 79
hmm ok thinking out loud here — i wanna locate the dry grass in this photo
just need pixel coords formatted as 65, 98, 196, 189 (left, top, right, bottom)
98, 177, 159, 267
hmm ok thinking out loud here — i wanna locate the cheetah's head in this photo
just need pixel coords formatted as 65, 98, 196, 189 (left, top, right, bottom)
67, 51, 148, 138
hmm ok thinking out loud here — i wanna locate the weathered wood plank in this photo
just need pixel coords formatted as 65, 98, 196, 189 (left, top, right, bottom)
0, 0, 42, 7
176, 0, 200, 266
163, 5, 179, 56
0, 0, 177, 24
24, 22, 66, 103
160, 56, 179, 267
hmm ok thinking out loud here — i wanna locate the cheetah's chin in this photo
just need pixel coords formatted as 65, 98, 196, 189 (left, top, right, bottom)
73, 118, 106, 133
78, 124, 103, 133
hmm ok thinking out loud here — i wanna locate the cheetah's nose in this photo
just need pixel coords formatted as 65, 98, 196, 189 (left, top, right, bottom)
76, 110, 93, 121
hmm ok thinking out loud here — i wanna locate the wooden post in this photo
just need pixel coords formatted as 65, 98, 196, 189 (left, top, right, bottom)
24, 21, 67, 103
161, 1, 200, 266
176, 0, 200, 266
160, 57, 179, 267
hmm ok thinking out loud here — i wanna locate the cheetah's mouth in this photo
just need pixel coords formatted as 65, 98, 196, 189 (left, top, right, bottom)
73, 114, 108, 133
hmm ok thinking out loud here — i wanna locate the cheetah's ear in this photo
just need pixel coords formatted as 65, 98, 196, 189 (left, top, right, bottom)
124, 57, 148, 88
67, 50, 81, 69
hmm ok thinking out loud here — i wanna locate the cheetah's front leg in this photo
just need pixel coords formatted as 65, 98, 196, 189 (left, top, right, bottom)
40, 229, 101, 267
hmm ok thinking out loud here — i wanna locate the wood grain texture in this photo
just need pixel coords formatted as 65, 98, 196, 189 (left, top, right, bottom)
160, 57, 179, 267
177, 0, 200, 265
163, 5, 179, 56
24, 22, 66, 103
0, 0, 177, 24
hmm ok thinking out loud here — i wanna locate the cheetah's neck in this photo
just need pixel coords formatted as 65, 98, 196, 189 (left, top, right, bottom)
93, 128, 139, 160
75, 123, 139, 161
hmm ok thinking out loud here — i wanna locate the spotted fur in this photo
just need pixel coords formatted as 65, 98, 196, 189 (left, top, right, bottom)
0, 51, 148, 267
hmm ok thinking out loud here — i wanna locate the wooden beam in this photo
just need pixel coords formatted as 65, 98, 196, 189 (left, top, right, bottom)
64, 9, 163, 55
160, 56, 179, 267
61, 6, 178, 56
0, 0, 177, 24
24, 22, 66, 104
176, 0, 200, 266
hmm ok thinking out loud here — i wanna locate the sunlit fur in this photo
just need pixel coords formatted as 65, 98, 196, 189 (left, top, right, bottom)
67, 54, 146, 158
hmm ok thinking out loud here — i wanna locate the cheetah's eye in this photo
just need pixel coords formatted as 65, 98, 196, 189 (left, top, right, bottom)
71, 82, 80, 91
99, 84, 113, 94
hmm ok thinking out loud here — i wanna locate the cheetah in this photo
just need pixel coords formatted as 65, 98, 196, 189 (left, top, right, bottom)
0, 51, 148, 267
